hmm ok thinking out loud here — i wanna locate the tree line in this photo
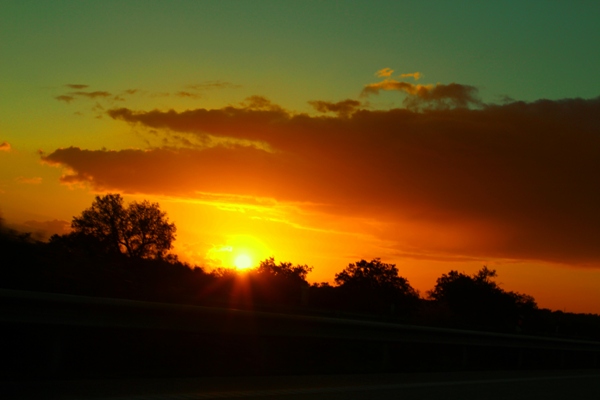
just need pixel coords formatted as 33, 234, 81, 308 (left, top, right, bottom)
2, 194, 600, 341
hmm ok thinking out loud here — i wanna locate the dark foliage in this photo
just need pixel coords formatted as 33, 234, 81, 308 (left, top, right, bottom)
69, 193, 176, 259
333, 258, 420, 316
427, 266, 537, 332
245, 258, 313, 307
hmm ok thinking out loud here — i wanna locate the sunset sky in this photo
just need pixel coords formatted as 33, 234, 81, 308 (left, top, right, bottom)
2, 1, 600, 313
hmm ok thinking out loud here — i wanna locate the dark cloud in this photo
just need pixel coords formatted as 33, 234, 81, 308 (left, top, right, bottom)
175, 91, 201, 98
0, 142, 11, 152
308, 99, 362, 117
404, 83, 482, 110
362, 79, 481, 110
70, 91, 112, 99
65, 84, 89, 89
241, 95, 285, 112
55, 95, 75, 103
55, 91, 112, 103
56, 82, 236, 108
44, 96, 600, 266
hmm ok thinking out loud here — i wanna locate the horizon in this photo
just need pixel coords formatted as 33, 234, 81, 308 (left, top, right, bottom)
1, 1, 600, 314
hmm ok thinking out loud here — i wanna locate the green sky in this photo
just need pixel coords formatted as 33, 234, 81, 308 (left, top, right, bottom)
3, 1, 599, 111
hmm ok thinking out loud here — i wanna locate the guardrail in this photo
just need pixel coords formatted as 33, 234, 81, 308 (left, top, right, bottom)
2, 289, 599, 378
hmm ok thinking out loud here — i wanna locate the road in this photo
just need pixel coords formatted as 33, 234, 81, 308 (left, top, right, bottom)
3, 369, 599, 399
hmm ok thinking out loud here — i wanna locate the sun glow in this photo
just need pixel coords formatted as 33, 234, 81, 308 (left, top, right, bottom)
207, 234, 271, 270
234, 254, 253, 270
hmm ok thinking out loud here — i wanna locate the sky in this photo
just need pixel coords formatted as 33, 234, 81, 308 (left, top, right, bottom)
2, 0, 600, 313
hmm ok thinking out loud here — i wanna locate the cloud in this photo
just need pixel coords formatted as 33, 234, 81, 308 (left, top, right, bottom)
363, 70, 480, 110
70, 91, 112, 99
405, 82, 482, 110
65, 84, 89, 89
55, 91, 112, 103
308, 99, 362, 117
55, 95, 75, 103
240, 95, 284, 112
0, 142, 11, 152
361, 79, 482, 110
376, 68, 394, 78
106, 98, 287, 150
15, 176, 42, 184
399, 72, 421, 80
55, 83, 237, 108
43, 96, 600, 266
176, 91, 201, 98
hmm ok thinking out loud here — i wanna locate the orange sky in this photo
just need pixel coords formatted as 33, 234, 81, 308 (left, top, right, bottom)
2, 2, 600, 314
35, 87, 600, 313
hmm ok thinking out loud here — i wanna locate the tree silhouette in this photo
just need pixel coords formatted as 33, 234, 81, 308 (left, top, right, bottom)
70, 193, 176, 259
335, 258, 418, 295
428, 266, 537, 330
247, 258, 313, 306
334, 258, 420, 315
255, 257, 312, 284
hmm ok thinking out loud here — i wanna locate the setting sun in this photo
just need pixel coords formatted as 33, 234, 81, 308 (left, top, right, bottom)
205, 235, 271, 270
234, 254, 253, 270
3, 1, 600, 315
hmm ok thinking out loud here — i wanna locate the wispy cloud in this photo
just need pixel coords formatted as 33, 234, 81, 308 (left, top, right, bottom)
54, 82, 238, 110
55, 91, 112, 103
0, 142, 11, 152
65, 84, 89, 89
149, 92, 171, 98
15, 176, 42, 184
175, 91, 201, 98
55, 95, 75, 103
240, 95, 285, 112
375, 68, 394, 78
70, 91, 112, 99
43, 95, 600, 266
399, 72, 421, 80
187, 80, 241, 91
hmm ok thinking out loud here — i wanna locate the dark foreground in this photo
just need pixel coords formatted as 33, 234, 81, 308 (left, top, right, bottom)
3, 289, 600, 382
3, 369, 600, 400
3, 289, 600, 400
